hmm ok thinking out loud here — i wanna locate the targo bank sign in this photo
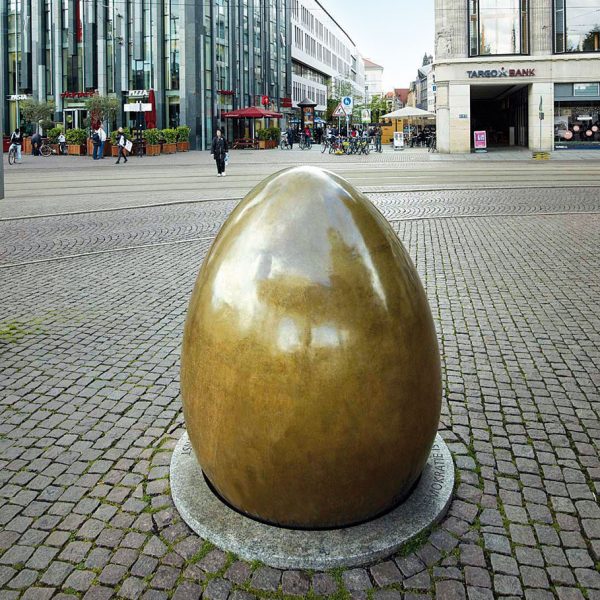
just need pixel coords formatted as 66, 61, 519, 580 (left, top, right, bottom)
466, 67, 536, 79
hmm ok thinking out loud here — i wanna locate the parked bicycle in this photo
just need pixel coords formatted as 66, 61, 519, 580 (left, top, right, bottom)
299, 134, 312, 150
280, 134, 292, 150
7, 145, 18, 165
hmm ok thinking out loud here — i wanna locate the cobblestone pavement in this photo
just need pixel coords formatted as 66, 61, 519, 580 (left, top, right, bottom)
1, 185, 599, 600
3, 151, 600, 219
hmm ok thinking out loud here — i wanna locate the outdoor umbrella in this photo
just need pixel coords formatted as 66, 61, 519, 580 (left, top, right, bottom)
222, 106, 283, 139
145, 89, 157, 129
381, 106, 435, 119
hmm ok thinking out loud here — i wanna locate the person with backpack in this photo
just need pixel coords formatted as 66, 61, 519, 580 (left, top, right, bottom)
91, 128, 101, 160
115, 127, 129, 164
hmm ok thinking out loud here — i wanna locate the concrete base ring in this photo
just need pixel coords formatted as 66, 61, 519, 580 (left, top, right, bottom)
170, 432, 454, 570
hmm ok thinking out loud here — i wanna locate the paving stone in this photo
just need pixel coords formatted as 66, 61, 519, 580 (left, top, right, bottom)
172, 581, 202, 600
20, 588, 55, 600
6, 568, 39, 589
40, 561, 74, 586
464, 566, 491, 588
229, 592, 256, 600
251, 566, 281, 592
98, 563, 128, 585
203, 577, 232, 600
281, 570, 310, 596
342, 568, 373, 591
150, 565, 180, 590
312, 572, 338, 595
82, 586, 115, 600
435, 580, 466, 600
63, 569, 96, 592
403, 570, 431, 590
118, 577, 147, 600
197, 548, 228, 572
493, 574, 523, 596
224, 561, 251, 584
370, 560, 403, 586
373, 591, 402, 600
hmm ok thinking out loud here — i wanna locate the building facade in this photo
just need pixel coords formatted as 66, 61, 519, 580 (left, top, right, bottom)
434, 0, 600, 152
364, 58, 384, 102
290, 0, 364, 116
1, 0, 291, 149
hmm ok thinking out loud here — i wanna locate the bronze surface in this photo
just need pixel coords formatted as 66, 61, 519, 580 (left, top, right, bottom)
180, 166, 441, 528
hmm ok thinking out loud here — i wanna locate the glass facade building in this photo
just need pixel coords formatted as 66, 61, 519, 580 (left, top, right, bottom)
1, 0, 291, 148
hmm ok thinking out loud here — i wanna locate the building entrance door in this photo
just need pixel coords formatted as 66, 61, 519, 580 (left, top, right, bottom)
470, 84, 529, 148
63, 109, 89, 130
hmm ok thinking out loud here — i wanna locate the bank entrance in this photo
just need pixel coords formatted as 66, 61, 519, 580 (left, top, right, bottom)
470, 84, 529, 148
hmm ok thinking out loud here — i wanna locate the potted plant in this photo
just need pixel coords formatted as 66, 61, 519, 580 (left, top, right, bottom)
268, 127, 281, 149
20, 98, 56, 153
161, 128, 178, 154
65, 128, 88, 155
256, 128, 270, 149
143, 128, 161, 156
176, 126, 191, 152
47, 125, 64, 155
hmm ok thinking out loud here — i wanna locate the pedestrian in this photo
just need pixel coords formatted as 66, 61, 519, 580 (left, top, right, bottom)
286, 126, 294, 149
210, 128, 228, 177
91, 128, 101, 159
58, 131, 66, 155
97, 124, 107, 159
115, 127, 128, 164
31, 131, 42, 156
9, 127, 23, 163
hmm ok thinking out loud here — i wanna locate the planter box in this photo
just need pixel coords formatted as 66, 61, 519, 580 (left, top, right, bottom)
103, 142, 112, 157
23, 138, 32, 154
87, 139, 94, 156
258, 140, 267, 149
176, 141, 190, 152
162, 142, 177, 154
146, 144, 161, 156
111, 145, 120, 157
68, 144, 85, 156
50, 144, 60, 155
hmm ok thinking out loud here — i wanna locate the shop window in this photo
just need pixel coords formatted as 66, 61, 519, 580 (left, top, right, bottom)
555, 0, 600, 53
468, 0, 529, 56
555, 100, 600, 148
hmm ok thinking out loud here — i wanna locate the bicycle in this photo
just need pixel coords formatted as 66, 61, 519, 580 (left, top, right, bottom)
280, 136, 291, 150
7, 145, 18, 165
428, 135, 437, 153
299, 136, 312, 150
39, 138, 54, 157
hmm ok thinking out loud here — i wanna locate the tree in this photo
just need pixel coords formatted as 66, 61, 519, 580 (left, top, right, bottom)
369, 94, 388, 123
85, 95, 120, 131
20, 99, 55, 133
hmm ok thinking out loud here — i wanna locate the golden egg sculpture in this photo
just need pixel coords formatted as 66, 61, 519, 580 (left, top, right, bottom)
180, 166, 441, 529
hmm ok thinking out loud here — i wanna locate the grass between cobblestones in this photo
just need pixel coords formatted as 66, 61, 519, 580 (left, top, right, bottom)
0, 189, 599, 600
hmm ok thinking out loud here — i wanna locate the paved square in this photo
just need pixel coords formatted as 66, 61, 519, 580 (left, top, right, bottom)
0, 153, 599, 599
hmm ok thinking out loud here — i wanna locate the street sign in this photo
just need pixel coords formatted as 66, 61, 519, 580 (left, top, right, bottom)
332, 103, 346, 118
361, 109, 371, 123
124, 102, 152, 112
342, 96, 353, 114
8, 94, 28, 101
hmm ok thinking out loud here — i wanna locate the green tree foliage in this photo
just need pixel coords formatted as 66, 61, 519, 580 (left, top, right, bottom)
85, 95, 120, 130
19, 99, 55, 132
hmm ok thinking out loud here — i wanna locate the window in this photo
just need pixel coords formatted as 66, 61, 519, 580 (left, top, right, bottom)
555, 0, 600, 53
468, 0, 529, 56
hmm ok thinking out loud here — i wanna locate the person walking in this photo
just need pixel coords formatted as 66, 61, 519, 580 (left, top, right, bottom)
286, 126, 294, 149
92, 128, 101, 160
210, 129, 228, 177
9, 127, 23, 163
115, 127, 128, 164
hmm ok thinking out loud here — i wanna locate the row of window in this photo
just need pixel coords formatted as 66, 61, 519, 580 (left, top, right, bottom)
292, 80, 326, 106
468, 0, 600, 56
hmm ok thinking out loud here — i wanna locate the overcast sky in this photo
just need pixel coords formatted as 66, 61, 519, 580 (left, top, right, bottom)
321, 0, 435, 90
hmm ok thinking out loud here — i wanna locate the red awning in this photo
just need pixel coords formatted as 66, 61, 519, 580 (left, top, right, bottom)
222, 106, 283, 119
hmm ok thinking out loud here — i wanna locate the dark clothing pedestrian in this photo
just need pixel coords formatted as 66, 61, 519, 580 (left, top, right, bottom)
286, 127, 294, 149
210, 135, 228, 176
31, 132, 42, 156
115, 132, 128, 164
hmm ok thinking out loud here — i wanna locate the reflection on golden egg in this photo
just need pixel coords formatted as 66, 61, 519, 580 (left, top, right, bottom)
180, 166, 441, 528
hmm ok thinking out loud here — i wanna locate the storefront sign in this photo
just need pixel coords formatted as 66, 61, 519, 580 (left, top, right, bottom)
8, 94, 29, 101
573, 83, 599, 97
124, 102, 152, 112
474, 130, 487, 150
466, 67, 535, 79
280, 97, 292, 108
128, 90, 148, 98
61, 91, 96, 98
218, 90, 235, 96
361, 109, 371, 123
